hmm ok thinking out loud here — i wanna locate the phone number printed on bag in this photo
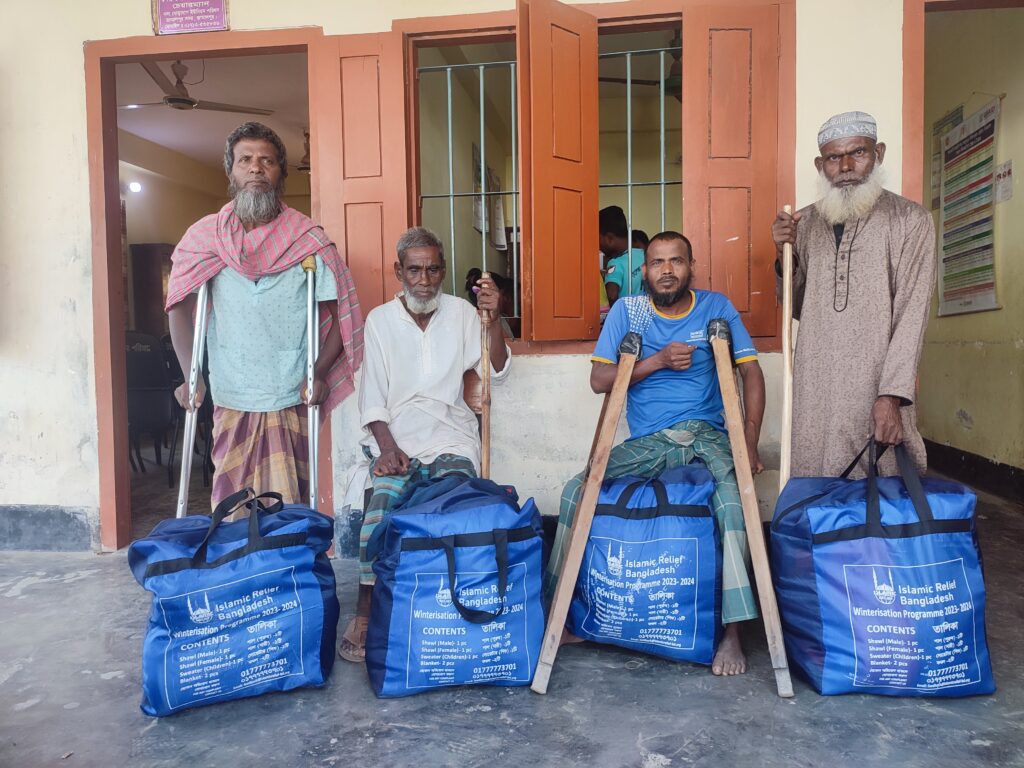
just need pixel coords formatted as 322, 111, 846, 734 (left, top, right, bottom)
157, 567, 306, 711
844, 559, 983, 691
406, 564, 532, 689
580, 536, 700, 651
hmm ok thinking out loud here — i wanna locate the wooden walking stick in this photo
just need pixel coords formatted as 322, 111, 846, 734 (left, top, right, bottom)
532, 330, 643, 695
779, 204, 795, 491
175, 281, 210, 519
480, 273, 492, 480
707, 318, 793, 698
302, 255, 320, 509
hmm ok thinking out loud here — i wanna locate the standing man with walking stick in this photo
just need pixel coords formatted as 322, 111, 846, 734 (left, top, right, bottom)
166, 122, 364, 511
772, 111, 935, 478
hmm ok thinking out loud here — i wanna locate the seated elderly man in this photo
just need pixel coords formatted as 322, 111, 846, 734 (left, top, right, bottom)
546, 231, 766, 676
339, 227, 511, 662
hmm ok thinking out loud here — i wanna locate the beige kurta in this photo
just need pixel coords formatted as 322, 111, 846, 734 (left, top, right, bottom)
783, 189, 936, 478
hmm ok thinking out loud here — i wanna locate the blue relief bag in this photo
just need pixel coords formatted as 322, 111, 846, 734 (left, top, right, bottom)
366, 477, 545, 698
128, 489, 339, 716
566, 464, 722, 663
771, 442, 994, 697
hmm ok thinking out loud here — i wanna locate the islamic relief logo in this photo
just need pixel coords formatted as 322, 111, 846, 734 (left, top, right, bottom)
607, 543, 624, 578
435, 577, 453, 608
187, 593, 213, 624
872, 568, 896, 605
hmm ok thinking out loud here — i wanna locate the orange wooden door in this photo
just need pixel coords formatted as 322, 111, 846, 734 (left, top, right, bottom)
311, 32, 409, 313
517, 0, 600, 341
682, 5, 779, 338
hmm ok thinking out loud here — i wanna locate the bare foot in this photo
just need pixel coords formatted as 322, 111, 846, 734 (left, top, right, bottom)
711, 623, 746, 676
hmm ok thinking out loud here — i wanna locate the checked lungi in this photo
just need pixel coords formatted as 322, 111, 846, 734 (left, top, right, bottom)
210, 405, 309, 511
545, 419, 758, 625
358, 452, 476, 585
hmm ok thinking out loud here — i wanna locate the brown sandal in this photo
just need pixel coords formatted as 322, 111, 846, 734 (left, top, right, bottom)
338, 615, 369, 663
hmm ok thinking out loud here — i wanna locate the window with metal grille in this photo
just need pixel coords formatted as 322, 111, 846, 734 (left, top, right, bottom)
416, 43, 522, 337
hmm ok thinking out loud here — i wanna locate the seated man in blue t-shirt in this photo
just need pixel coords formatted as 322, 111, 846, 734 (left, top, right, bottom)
546, 231, 766, 676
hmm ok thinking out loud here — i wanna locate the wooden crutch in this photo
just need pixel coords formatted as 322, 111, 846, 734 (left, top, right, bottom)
480, 272, 492, 480
302, 255, 320, 509
175, 281, 210, 519
707, 318, 794, 698
531, 330, 643, 695
779, 204, 795, 491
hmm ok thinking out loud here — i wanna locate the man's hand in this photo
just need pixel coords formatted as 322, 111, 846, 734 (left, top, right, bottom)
657, 342, 695, 371
174, 377, 206, 411
744, 423, 764, 475
475, 273, 500, 323
373, 445, 411, 477
771, 209, 802, 253
301, 374, 329, 407
871, 395, 904, 445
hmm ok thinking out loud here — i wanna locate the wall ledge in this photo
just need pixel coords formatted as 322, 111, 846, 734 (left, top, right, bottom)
925, 440, 1024, 503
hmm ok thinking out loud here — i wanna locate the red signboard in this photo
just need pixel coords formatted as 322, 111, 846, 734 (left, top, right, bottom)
153, 0, 229, 35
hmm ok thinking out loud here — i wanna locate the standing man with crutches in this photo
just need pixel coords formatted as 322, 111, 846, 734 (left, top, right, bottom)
167, 122, 364, 515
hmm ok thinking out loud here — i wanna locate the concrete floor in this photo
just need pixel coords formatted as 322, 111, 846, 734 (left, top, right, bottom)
2, 488, 1022, 768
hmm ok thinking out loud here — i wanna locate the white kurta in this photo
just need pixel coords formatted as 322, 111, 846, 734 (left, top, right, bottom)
357, 293, 511, 471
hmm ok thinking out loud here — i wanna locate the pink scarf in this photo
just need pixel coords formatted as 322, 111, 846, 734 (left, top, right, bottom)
165, 202, 364, 415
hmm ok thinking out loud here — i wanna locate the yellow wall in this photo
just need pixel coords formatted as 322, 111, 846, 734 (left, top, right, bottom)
0, 0, 909, 520
917, 9, 1024, 469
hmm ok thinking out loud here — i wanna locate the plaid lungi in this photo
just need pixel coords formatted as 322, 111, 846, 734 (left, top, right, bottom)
358, 452, 476, 585
210, 405, 309, 512
545, 419, 758, 625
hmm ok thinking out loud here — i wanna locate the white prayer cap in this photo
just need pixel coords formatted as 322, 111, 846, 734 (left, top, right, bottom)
817, 111, 878, 148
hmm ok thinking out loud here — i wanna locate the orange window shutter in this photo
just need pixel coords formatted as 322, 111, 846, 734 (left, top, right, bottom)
682, 5, 779, 338
311, 32, 409, 313
518, 0, 600, 342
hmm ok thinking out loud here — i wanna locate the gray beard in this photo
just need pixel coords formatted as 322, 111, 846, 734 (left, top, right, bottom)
230, 182, 282, 228
815, 166, 886, 225
403, 285, 441, 315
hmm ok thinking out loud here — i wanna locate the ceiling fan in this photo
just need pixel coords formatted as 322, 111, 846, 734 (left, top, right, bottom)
119, 60, 274, 116
598, 32, 682, 102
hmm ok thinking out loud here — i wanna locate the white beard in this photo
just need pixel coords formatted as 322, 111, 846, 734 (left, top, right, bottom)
403, 287, 441, 315
815, 165, 886, 225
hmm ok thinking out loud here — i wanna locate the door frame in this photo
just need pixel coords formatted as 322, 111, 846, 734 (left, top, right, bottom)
85, 28, 330, 550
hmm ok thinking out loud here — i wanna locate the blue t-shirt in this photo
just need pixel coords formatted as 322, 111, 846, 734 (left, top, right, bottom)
591, 291, 757, 437
604, 247, 645, 297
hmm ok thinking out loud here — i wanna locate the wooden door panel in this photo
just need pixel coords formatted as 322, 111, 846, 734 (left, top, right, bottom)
519, 0, 599, 341
312, 32, 409, 313
683, 5, 778, 338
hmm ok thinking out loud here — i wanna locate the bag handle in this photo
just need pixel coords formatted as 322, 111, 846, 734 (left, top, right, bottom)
440, 529, 508, 624
612, 478, 670, 515
840, 439, 889, 479
865, 440, 933, 534
192, 489, 284, 566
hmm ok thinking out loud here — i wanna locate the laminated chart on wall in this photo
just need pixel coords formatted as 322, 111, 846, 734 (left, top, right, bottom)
938, 99, 1001, 316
